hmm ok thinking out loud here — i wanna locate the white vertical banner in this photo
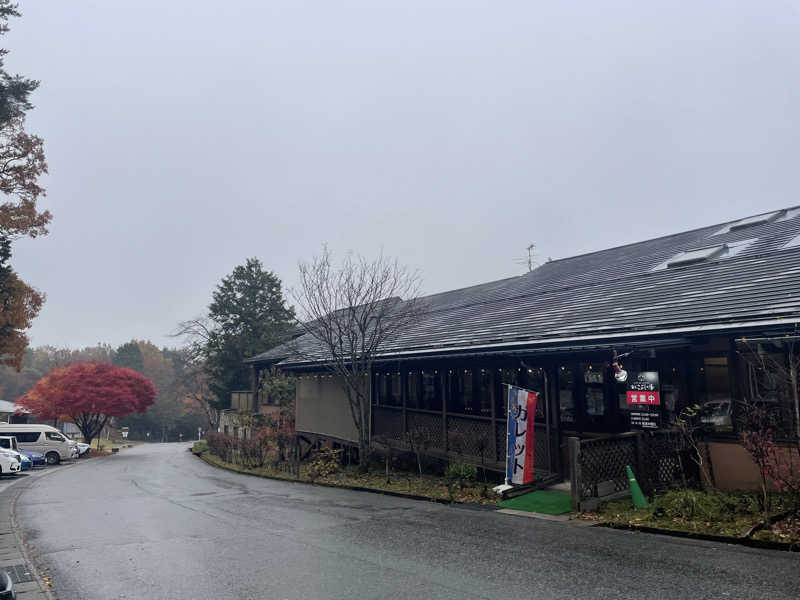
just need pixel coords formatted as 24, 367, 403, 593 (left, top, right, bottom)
505, 385, 538, 485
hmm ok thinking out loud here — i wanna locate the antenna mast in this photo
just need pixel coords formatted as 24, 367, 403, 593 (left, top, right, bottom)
525, 243, 536, 272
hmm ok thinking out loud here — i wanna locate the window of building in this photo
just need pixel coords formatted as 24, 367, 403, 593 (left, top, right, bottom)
523, 368, 546, 420
472, 368, 492, 416
496, 367, 521, 418
447, 369, 473, 414
748, 363, 780, 402
446, 368, 491, 415
660, 363, 682, 426
583, 363, 606, 419
376, 372, 402, 407
420, 370, 442, 411
559, 366, 575, 426
407, 371, 420, 409
742, 348, 796, 439
667, 245, 728, 268
691, 355, 732, 433
784, 234, 800, 250
390, 372, 402, 406
729, 210, 785, 231
498, 366, 546, 418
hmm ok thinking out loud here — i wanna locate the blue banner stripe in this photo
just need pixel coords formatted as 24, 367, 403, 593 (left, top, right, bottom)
506, 386, 516, 481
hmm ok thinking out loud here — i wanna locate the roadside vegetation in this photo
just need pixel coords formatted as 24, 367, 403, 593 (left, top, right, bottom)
582, 488, 800, 545
0, 342, 212, 442
581, 396, 800, 547
193, 432, 498, 505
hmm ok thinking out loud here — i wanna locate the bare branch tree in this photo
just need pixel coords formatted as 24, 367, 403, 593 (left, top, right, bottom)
168, 343, 219, 428
290, 246, 422, 468
738, 334, 800, 446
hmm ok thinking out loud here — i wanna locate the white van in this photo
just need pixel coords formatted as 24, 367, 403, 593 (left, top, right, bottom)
0, 424, 78, 464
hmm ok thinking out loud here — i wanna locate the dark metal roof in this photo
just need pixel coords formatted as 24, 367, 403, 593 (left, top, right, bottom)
250, 207, 800, 367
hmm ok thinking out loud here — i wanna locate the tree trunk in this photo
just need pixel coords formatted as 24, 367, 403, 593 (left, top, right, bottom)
358, 436, 369, 472
358, 391, 370, 471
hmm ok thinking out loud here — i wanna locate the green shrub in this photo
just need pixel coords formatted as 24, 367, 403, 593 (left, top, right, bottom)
652, 489, 760, 522
307, 448, 343, 481
192, 440, 208, 454
445, 462, 477, 490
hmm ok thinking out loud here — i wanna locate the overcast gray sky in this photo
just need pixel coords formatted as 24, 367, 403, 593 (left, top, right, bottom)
7, 1, 800, 349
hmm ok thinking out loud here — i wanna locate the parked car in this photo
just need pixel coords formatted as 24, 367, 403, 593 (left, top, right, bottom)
0, 435, 18, 453
0, 436, 31, 471
0, 568, 14, 599
76, 442, 90, 457
20, 449, 46, 467
0, 448, 20, 476
0, 424, 78, 464
699, 399, 733, 430
16, 451, 31, 471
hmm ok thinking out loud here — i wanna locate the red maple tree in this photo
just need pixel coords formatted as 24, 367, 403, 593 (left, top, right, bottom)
18, 362, 156, 446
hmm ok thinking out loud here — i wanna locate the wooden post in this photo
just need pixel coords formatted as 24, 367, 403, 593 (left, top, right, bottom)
441, 370, 448, 453
250, 365, 259, 412
401, 368, 408, 435
635, 431, 646, 494
294, 436, 300, 480
489, 368, 498, 462
543, 369, 552, 474
568, 436, 581, 511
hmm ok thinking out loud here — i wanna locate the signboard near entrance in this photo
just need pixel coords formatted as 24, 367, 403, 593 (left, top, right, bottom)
505, 385, 539, 485
627, 371, 660, 429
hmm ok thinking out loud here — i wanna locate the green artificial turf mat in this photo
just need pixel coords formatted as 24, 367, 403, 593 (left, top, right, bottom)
498, 490, 572, 515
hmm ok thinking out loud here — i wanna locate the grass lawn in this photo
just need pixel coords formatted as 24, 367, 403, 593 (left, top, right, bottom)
581, 489, 800, 545
499, 490, 571, 515
90, 438, 118, 450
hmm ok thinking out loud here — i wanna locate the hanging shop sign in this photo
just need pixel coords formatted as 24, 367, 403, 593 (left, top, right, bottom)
627, 371, 661, 429
505, 385, 539, 485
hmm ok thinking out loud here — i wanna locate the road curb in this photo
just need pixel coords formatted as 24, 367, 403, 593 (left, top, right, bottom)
1, 463, 82, 600
194, 451, 498, 510
597, 521, 800, 552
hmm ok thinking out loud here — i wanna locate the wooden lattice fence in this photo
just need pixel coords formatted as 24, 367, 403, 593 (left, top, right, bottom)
569, 430, 697, 510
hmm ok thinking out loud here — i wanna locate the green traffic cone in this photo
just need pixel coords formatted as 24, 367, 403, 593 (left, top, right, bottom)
626, 465, 649, 508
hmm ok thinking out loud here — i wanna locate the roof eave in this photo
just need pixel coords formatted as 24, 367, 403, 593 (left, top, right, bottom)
274, 315, 800, 369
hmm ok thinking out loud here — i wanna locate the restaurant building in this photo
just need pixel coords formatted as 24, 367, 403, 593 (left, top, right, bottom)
247, 207, 800, 492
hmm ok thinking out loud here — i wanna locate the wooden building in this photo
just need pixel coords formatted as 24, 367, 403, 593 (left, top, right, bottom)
247, 207, 800, 492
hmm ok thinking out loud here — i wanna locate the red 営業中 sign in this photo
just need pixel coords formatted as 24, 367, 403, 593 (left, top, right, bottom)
626, 390, 660, 405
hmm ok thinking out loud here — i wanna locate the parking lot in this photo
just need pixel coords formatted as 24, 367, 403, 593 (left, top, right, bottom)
0, 461, 70, 491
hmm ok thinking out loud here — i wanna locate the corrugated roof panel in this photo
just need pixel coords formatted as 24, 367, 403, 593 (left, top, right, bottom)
250, 205, 800, 365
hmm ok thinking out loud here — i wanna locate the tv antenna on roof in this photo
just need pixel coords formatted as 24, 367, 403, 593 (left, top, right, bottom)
514, 243, 537, 272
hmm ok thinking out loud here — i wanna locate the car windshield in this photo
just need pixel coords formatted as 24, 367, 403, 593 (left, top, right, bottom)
701, 402, 730, 417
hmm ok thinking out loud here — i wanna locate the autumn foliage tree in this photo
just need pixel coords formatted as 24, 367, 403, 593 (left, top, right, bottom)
18, 362, 156, 446
0, 3, 49, 368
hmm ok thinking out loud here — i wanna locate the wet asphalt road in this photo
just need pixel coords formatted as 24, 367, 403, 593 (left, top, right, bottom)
15, 444, 800, 600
